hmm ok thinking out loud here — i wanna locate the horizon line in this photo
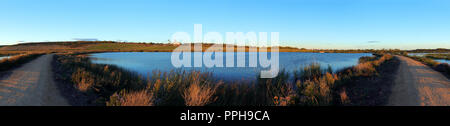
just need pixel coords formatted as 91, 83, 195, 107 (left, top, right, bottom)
1, 40, 449, 51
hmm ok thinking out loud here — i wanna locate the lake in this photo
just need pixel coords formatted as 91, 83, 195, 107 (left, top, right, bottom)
89, 52, 372, 81
435, 59, 450, 64
0, 56, 9, 61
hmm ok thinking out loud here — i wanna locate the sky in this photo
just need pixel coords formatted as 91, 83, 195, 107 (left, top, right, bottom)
0, 0, 449, 49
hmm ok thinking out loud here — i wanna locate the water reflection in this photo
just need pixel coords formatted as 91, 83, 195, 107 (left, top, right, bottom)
90, 52, 372, 81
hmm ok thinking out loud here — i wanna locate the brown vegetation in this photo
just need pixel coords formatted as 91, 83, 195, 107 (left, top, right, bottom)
424, 53, 450, 60
107, 89, 154, 106
53, 55, 146, 105
334, 54, 399, 105
182, 81, 219, 106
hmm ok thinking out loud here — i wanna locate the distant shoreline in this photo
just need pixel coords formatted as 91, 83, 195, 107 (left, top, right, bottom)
0, 41, 448, 54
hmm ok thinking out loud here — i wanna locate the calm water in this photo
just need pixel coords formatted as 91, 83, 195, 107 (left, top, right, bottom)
90, 52, 372, 81
435, 59, 450, 64
0, 56, 9, 60
407, 53, 428, 56
408, 53, 450, 64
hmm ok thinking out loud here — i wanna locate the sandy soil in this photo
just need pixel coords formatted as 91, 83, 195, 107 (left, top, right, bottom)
0, 54, 69, 106
388, 56, 450, 106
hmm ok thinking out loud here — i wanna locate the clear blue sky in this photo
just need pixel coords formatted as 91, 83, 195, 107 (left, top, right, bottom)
0, 0, 449, 49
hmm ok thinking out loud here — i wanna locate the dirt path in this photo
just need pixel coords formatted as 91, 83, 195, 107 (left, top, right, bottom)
0, 54, 69, 106
388, 56, 450, 106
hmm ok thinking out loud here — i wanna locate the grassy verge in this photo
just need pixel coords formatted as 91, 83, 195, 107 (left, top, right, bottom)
424, 53, 450, 60
333, 54, 399, 105
53, 53, 398, 106
0, 51, 28, 57
407, 55, 450, 78
0, 53, 43, 72
52, 54, 146, 105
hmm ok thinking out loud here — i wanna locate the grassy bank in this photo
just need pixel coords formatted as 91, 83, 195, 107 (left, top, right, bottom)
0, 51, 29, 57
407, 55, 450, 78
424, 53, 450, 60
333, 54, 399, 105
0, 53, 43, 72
53, 53, 398, 106
52, 54, 146, 105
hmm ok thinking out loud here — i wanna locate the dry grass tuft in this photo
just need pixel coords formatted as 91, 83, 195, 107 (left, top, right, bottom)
182, 74, 219, 106
107, 90, 154, 106
339, 88, 350, 104
71, 68, 95, 92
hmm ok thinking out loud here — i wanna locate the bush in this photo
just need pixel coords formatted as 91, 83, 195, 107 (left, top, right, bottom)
358, 56, 378, 64
434, 63, 450, 78
182, 81, 219, 106
71, 68, 95, 92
